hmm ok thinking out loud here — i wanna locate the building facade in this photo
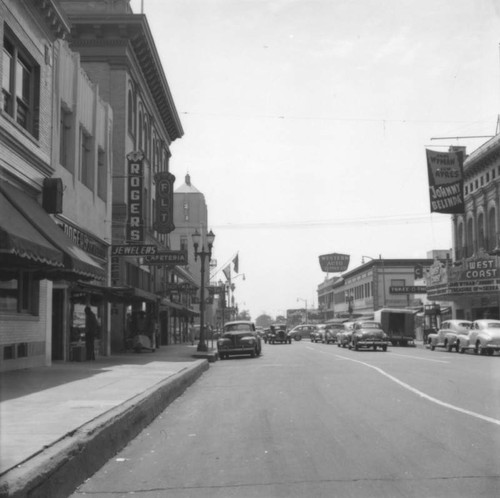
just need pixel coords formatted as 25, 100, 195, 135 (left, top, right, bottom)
318, 258, 438, 320
428, 136, 500, 320
59, 0, 185, 351
1, 0, 111, 371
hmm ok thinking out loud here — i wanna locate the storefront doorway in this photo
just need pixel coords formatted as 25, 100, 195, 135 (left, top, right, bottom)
52, 289, 65, 360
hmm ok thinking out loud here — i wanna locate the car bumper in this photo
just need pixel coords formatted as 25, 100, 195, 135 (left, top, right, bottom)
218, 346, 255, 355
356, 340, 389, 347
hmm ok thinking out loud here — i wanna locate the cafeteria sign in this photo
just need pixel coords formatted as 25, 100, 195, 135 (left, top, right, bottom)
319, 253, 350, 273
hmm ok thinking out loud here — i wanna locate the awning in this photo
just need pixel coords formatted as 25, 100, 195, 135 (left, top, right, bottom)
0, 190, 64, 271
0, 183, 105, 281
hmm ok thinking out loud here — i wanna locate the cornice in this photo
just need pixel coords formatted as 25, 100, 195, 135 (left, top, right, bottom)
65, 14, 183, 142
29, 0, 72, 39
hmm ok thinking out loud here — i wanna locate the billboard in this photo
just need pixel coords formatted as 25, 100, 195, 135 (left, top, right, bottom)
426, 148, 464, 214
319, 252, 350, 272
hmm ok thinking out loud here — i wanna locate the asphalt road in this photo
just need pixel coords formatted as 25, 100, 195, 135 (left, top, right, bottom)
71, 341, 500, 498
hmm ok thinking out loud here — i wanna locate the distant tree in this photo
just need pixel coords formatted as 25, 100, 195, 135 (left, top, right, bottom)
236, 309, 251, 321
276, 315, 286, 323
255, 313, 273, 328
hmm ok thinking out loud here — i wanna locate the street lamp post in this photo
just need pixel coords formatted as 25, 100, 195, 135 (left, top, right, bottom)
192, 229, 215, 352
297, 298, 308, 323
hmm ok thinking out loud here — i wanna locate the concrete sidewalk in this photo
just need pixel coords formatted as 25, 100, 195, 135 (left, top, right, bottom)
0, 344, 215, 498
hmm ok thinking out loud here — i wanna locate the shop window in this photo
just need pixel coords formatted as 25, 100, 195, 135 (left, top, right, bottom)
0, 272, 39, 314
2, 28, 40, 138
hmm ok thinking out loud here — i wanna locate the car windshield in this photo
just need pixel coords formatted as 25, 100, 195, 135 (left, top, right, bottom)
224, 323, 253, 332
457, 322, 471, 328
486, 322, 500, 329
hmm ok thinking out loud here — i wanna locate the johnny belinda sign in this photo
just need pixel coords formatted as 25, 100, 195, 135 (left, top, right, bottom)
426, 149, 464, 214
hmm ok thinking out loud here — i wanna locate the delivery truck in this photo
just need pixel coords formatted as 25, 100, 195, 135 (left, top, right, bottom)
373, 308, 417, 346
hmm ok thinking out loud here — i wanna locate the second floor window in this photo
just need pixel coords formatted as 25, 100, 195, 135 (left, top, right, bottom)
2, 29, 40, 138
80, 128, 93, 189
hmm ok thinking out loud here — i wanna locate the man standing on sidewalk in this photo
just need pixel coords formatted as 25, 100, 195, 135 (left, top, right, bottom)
85, 306, 99, 361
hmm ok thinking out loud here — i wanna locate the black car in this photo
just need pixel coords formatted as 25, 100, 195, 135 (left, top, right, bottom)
217, 321, 262, 359
268, 323, 291, 344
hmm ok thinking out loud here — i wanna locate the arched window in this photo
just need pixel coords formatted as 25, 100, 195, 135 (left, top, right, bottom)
478, 212, 485, 251
466, 217, 474, 257
138, 109, 143, 151
488, 206, 497, 251
144, 115, 149, 158
127, 88, 135, 135
456, 221, 464, 260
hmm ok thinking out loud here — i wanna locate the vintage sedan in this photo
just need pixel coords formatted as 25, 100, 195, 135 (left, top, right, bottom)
350, 321, 389, 351
427, 320, 472, 352
267, 323, 291, 344
287, 324, 316, 341
323, 321, 346, 344
310, 324, 327, 343
217, 321, 262, 359
337, 322, 356, 348
456, 319, 500, 355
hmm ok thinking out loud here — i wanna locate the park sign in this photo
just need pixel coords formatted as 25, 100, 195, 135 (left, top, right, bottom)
319, 252, 350, 273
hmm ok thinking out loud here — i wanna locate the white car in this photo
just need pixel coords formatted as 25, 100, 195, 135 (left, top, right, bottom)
455, 319, 500, 355
427, 320, 472, 352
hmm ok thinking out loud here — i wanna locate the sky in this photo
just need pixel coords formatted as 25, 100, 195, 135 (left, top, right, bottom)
130, 0, 500, 321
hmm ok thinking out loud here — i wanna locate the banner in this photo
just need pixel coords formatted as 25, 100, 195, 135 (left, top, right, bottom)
154, 171, 176, 234
319, 253, 350, 272
426, 149, 464, 214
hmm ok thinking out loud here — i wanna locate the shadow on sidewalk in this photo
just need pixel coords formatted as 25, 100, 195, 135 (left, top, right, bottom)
0, 345, 199, 402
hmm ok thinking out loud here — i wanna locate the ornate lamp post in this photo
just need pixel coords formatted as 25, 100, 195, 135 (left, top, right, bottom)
192, 229, 215, 352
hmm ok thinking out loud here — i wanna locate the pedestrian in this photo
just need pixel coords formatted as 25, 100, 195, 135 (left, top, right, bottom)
85, 306, 99, 361
188, 322, 195, 345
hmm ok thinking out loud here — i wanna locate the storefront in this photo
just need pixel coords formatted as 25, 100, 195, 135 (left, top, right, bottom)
426, 250, 500, 321
0, 183, 106, 370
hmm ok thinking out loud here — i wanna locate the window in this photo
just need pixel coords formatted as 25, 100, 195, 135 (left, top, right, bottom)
59, 107, 72, 171
127, 88, 135, 136
488, 207, 497, 251
80, 127, 93, 189
0, 271, 39, 314
391, 279, 405, 287
97, 148, 107, 200
2, 28, 40, 137
478, 212, 485, 250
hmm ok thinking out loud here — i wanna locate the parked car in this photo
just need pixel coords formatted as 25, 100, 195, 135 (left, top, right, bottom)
337, 322, 356, 348
455, 319, 500, 355
287, 324, 316, 341
310, 324, 326, 343
268, 323, 291, 344
217, 321, 262, 359
349, 321, 389, 351
323, 321, 346, 344
255, 326, 266, 340
427, 320, 472, 352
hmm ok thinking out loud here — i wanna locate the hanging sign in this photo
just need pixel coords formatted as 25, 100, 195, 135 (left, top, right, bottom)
155, 172, 176, 234
126, 151, 144, 242
426, 148, 465, 214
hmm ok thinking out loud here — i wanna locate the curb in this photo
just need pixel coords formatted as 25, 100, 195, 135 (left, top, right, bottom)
0, 360, 209, 498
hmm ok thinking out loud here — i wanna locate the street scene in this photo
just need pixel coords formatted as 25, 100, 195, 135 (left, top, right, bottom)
71, 341, 500, 498
2, 0, 500, 496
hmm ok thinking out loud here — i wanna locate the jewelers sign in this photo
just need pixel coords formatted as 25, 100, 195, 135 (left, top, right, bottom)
319, 253, 350, 272
126, 151, 144, 242
426, 148, 465, 214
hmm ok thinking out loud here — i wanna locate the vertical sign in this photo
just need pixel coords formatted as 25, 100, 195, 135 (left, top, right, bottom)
155, 171, 176, 233
426, 148, 465, 214
126, 151, 144, 242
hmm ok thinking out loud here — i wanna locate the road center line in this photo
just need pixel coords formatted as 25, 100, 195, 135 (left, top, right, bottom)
312, 348, 500, 427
